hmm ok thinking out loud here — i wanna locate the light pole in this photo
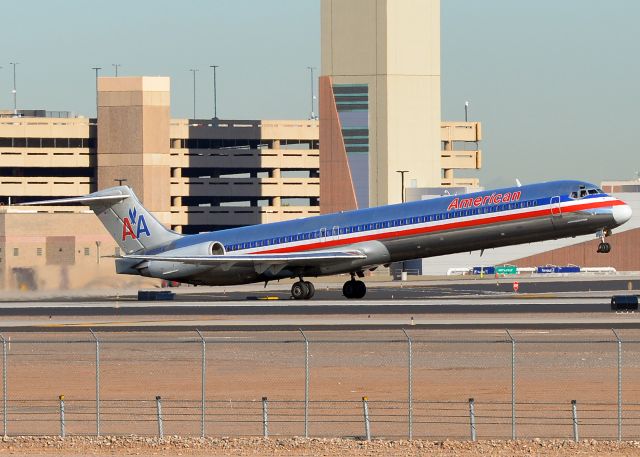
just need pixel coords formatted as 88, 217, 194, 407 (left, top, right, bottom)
464, 100, 469, 122
112, 64, 121, 77
91, 67, 102, 118
10, 62, 19, 116
396, 170, 409, 277
210, 65, 219, 119
396, 170, 409, 203
189, 69, 199, 119
307, 66, 316, 119
114, 178, 127, 186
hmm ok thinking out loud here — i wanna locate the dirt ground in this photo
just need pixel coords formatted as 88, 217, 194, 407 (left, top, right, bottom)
2, 436, 640, 457
2, 329, 640, 441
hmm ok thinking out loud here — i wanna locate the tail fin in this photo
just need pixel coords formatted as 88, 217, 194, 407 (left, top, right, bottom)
20, 186, 182, 254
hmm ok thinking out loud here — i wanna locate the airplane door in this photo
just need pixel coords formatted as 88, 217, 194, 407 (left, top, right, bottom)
332, 225, 340, 242
550, 196, 562, 217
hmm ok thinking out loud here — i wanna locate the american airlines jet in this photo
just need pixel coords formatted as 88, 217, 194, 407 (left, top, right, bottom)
24, 180, 631, 299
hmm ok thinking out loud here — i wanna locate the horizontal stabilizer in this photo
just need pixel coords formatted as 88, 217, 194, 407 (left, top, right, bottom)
17, 194, 128, 206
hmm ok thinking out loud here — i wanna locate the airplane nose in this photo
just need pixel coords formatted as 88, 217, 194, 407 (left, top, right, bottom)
613, 204, 632, 225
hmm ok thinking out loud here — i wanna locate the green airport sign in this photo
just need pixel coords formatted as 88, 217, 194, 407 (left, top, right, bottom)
495, 266, 518, 275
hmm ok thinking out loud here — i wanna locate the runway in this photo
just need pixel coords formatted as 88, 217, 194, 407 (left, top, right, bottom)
0, 277, 637, 331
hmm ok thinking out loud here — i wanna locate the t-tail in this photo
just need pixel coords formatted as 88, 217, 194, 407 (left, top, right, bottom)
19, 186, 182, 254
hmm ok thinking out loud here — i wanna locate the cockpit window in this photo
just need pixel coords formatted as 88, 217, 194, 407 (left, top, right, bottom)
571, 186, 603, 199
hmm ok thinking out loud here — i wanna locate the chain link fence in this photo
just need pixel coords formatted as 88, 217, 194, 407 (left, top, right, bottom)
0, 329, 639, 439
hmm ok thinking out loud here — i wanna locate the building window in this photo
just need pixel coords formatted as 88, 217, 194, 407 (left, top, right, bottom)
13, 248, 19, 256
36, 247, 43, 256
84, 247, 90, 256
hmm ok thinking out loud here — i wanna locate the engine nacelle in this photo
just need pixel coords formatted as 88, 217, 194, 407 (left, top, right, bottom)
156, 240, 226, 257
137, 241, 226, 279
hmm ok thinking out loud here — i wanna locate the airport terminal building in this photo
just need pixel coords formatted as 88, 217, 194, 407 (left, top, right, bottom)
0, 71, 478, 290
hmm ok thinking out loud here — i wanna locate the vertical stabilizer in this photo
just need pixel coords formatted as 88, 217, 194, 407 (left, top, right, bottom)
20, 186, 182, 254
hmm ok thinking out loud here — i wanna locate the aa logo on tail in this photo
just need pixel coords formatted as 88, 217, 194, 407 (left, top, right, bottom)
122, 207, 151, 240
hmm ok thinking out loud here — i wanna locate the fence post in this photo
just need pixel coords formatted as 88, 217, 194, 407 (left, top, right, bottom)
506, 329, 516, 440
612, 329, 622, 441
1, 334, 6, 437
89, 329, 100, 436
362, 396, 371, 441
402, 329, 413, 440
156, 396, 164, 439
262, 397, 269, 438
571, 400, 578, 442
196, 329, 206, 438
469, 398, 477, 441
299, 329, 309, 438
59, 395, 65, 438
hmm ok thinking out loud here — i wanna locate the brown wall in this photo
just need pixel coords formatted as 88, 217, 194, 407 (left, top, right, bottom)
0, 210, 155, 291
508, 228, 640, 271
319, 76, 358, 214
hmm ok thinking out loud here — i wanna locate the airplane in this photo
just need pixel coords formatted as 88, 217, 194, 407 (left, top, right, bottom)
22, 180, 632, 299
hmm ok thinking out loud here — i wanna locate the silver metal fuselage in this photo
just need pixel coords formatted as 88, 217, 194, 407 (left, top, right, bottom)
133, 181, 631, 286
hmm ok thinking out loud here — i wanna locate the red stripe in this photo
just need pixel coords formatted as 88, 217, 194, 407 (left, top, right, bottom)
256, 199, 624, 254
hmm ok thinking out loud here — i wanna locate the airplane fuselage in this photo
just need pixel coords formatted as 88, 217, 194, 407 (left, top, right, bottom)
135, 180, 631, 286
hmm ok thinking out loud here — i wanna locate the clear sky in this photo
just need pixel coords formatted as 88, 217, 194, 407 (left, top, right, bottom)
2, 0, 639, 188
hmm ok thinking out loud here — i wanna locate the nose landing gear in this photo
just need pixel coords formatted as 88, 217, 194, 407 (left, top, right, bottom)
596, 229, 612, 254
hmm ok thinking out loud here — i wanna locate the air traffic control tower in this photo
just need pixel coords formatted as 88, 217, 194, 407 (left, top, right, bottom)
320, 0, 480, 214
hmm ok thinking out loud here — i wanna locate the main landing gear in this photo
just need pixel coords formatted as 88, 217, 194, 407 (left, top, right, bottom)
290, 273, 367, 300
343, 274, 367, 299
596, 229, 612, 254
291, 278, 315, 300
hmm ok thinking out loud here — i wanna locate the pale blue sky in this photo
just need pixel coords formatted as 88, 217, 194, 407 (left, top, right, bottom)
2, 0, 639, 187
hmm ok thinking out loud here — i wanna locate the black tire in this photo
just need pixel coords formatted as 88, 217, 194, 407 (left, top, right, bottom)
605, 243, 611, 253
291, 281, 309, 300
304, 281, 315, 299
343, 280, 354, 298
353, 280, 367, 299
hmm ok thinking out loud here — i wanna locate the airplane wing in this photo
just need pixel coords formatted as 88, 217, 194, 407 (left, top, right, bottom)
123, 250, 367, 275
124, 250, 366, 266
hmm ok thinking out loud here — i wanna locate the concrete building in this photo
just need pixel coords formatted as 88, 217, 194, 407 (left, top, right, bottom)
0, 77, 321, 232
319, 0, 481, 213
0, 76, 321, 290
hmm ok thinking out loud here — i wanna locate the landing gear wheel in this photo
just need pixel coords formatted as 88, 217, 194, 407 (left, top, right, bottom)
304, 281, 315, 299
597, 242, 611, 253
343, 280, 355, 298
291, 281, 310, 300
343, 279, 367, 299
353, 280, 367, 299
